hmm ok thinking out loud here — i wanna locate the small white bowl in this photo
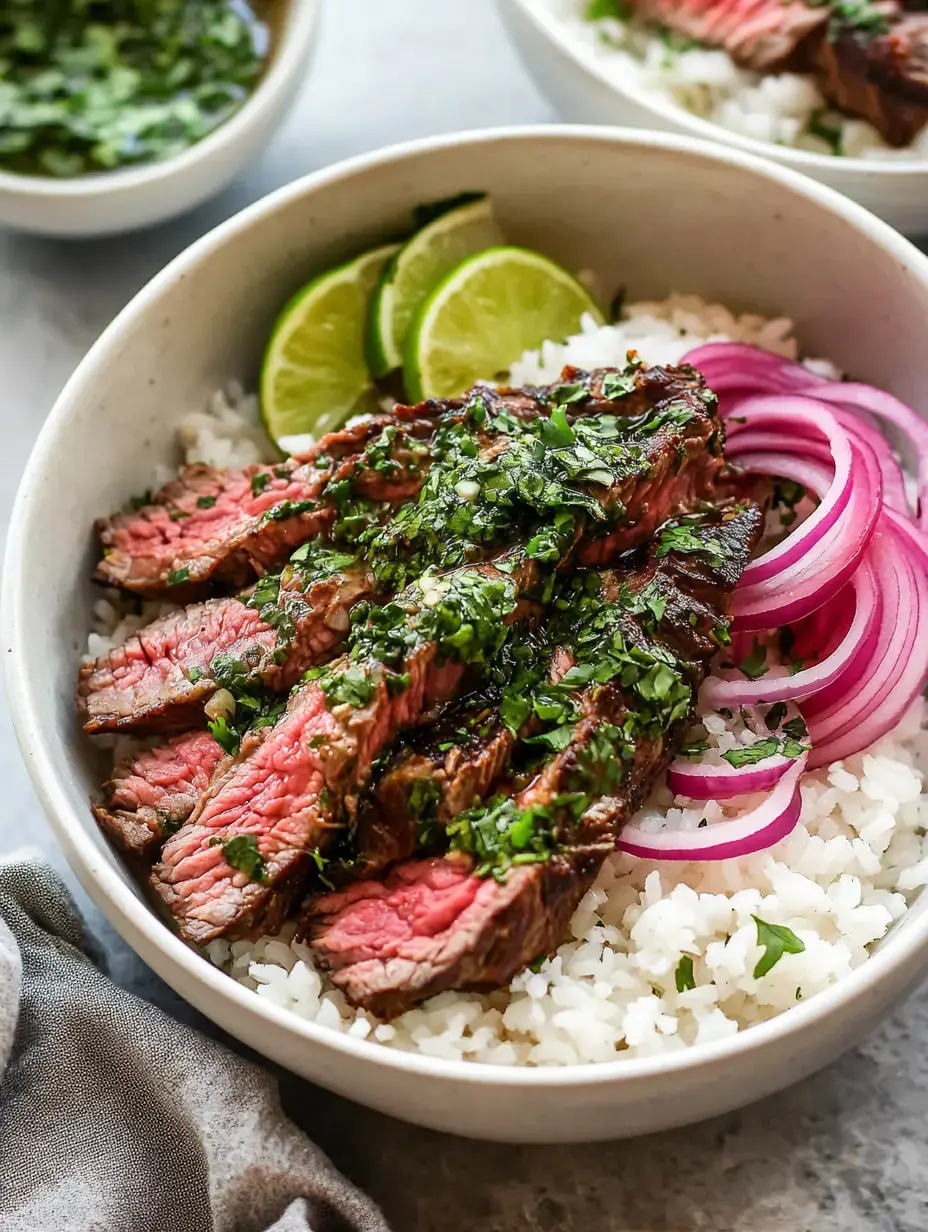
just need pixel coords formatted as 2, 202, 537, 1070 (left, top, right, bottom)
498, 0, 928, 235
0, 0, 320, 238
6, 127, 928, 1143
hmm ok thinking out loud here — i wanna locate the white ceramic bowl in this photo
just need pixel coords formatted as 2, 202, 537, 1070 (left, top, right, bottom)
498, 0, 928, 236
0, 0, 320, 238
6, 126, 928, 1143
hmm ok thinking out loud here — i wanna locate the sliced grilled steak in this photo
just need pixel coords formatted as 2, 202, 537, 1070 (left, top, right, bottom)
366, 362, 726, 590
83, 362, 724, 735
150, 555, 540, 944
622, 0, 828, 72
350, 694, 515, 878
94, 415, 427, 596
93, 730, 226, 858
94, 380, 588, 599
77, 554, 375, 733
305, 503, 765, 1015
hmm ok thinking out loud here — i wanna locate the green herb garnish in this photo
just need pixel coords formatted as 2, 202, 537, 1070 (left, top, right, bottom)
752, 916, 805, 978
221, 834, 267, 883
739, 639, 768, 681
675, 955, 696, 992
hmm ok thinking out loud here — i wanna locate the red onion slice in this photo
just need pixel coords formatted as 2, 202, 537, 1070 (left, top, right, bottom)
618, 756, 807, 862
806, 520, 928, 767
724, 400, 854, 585
731, 436, 881, 630
668, 747, 795, 801
804, 382, 928, 526
701, 559, 879, 707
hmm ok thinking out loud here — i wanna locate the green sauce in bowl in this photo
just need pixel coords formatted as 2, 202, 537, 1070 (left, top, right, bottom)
0, 0, 270, 177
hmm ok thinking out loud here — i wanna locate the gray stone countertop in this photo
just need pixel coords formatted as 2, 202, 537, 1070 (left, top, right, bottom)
2, 2, 927, 1228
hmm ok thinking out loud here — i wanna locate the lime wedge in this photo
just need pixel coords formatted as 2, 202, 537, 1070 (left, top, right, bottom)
260, 242, 399, 450
403, 246, 604, 402
366, 195, 503, 378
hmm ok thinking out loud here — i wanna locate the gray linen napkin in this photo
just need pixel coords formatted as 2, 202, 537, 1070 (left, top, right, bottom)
0, 855, 390, 1232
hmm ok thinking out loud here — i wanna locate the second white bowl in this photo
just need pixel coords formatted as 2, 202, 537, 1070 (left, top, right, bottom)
498, 0, 928, 235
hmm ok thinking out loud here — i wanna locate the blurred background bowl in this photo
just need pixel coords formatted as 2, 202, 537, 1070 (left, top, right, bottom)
0, 0, 321, 239
497, 0, 928, 235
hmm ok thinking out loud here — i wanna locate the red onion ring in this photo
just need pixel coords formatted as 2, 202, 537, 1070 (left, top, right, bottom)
806, 519, 928, 768
729, 435, 881, 630
804, 382, 928, 527
701, 559, 879, 707
618, 756, 807, 862
668, 753, 795, 800
724, 400, 855, 585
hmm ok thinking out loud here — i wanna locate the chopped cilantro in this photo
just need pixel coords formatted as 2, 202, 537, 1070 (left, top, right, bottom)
752, 916, 805, 978
167, 566, 190, 587
0, 0, 268, 178
222, 834, 267, 883
765, 702, 788, 731
681, 739, 710, 758
250, 472, 271, 496
782, 715, 808, 740
675, 955, 696, 992
208, 715, 240, 757
585, 0, 630, 18
196, 495, 217, 509
722, 738, 781, 768
739, 639, 768, 681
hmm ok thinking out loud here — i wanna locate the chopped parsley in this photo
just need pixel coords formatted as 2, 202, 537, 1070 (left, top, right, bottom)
207, 715, 239, 757
220, 834, 267, 883
752, 916, 805, 978
584, 0, 630, 19
722, 738, 782, 769
739, 639, 768, 681
675, 955, 696, 993
656, 520, 729, 567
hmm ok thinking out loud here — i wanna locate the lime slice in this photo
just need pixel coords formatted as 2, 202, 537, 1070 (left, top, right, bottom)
260, 242, 399, 450
366, 195, 503, 378
404, 246, 604, 402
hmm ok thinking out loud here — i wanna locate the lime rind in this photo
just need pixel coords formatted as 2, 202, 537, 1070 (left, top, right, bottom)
260, 242, 398, 448
403, 245, 604, 403
366, 195, 502, 378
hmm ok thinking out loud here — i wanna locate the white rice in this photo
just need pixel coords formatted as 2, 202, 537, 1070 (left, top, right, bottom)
534, 0, 928, 162
90, 293, 928, 1066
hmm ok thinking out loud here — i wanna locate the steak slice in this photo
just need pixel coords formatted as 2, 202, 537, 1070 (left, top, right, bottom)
365, 362, 726, 590
93, 730, 227, 858
93, 381, 578, 599
305, 503, 765, 1015
810, 13, 928, 147
94, 415, 427, 596
150, 555, 539, 944
77, 553, 375, 734
350, 694, 516, 878
622, 0, 828, 72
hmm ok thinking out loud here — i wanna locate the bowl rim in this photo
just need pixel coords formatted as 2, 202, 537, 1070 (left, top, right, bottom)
504, 0, 928, 178
6, 123, 928, 1090
0, 0, 320, 201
